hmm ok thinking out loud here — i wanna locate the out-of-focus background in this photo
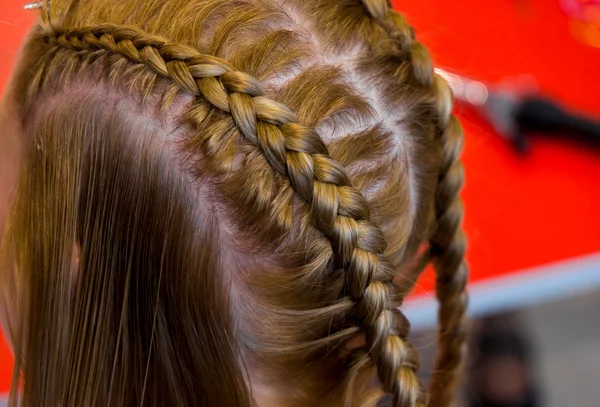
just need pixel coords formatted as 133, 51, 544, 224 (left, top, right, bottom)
1, 0, 599, 406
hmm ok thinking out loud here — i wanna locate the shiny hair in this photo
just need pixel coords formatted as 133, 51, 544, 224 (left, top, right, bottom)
1, 0, 467, 406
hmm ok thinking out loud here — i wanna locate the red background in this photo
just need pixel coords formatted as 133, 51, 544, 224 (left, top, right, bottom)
1, 0, 599, 393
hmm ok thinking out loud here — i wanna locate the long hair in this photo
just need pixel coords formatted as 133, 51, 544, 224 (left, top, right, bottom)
1, 0, 467, 406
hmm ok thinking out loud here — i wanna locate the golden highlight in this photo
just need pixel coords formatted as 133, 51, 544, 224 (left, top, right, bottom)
1, 0, 468, 406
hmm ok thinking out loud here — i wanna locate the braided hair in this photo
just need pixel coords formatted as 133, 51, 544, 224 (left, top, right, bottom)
360, 1, 468, 404
7, 1, 467, 406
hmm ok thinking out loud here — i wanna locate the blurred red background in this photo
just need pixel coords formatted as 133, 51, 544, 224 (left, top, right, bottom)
1, 0, 599, 394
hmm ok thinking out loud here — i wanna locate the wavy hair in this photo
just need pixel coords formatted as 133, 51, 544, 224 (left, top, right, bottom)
1, 0, 467, 406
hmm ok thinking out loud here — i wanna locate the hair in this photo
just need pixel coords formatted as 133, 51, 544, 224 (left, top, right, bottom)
0, 0, 467, 406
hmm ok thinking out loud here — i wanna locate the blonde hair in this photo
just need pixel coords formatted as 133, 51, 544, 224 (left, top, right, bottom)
1, 0, 467, 406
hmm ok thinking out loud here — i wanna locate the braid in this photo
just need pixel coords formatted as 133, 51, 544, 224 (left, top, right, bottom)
360, 0, 469, 405
39, 23, 427, 406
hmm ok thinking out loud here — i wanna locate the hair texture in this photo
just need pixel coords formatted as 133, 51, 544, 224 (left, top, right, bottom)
1, 0, 467, 406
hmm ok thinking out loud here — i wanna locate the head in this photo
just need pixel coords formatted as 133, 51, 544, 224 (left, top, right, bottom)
0, 0, 467, 406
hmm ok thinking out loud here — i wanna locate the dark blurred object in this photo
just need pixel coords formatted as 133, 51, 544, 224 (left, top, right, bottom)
438, 69, 600, 154
514, 96, 600, 153
468, 313, 541, 407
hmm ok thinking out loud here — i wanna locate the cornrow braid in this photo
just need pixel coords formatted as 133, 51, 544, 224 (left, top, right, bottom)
37, 23, 428, 406
360, 0, 469, 405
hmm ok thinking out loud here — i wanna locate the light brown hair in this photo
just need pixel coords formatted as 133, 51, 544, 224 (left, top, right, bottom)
1, 0, 467, 406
